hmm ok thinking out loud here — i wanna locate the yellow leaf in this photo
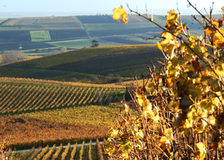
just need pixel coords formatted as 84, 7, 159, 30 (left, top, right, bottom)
208, 115, 216, 126
110, 129, 119, 138
159, 136, 168, 146
136, 130, 144, 138
166, 10, 178, 23
212, 20, 219, 28
159, 136, 172, 151
196, 142, 206, 160
204, 27, 213, 36
113, 5, 128, 24
157, 41, 163, 51
136, 93, 150, 107
213, 28, 224, 49
184, 119, 193, 128
151, 114, 160, 121
161, 32, 174, 46
121, 12, 128, 24
188, 35, 196, 43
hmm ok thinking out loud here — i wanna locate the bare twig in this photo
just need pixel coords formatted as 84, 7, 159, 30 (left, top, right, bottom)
127, 4, 167, 31
128, 4, 224, 87
187, 0, 224, 38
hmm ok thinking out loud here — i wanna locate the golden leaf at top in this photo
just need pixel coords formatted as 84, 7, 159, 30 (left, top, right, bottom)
166, 10, 178, 24
113, 5, 128, 24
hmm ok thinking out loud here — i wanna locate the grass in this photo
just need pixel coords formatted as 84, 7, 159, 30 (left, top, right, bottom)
30, 30, 51, 42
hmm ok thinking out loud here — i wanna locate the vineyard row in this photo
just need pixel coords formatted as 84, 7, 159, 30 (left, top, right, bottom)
5, 139, 106, 160
0, 82, 125, 114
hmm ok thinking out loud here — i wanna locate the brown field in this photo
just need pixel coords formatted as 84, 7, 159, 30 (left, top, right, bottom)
0, 115, 109, 148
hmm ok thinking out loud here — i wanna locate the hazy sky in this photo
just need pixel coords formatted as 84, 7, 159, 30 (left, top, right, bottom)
0, 0, 223, 16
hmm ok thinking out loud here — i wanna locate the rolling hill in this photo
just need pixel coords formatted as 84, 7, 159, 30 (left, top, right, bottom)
0, 14, 206, 57
0, 44, 163, 83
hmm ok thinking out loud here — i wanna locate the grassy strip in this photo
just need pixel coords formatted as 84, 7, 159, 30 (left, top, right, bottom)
30, 31, 51, 42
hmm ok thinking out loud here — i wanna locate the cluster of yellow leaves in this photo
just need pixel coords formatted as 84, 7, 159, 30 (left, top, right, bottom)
158, 32, 179, 59
195, 142, 207, 160
108, 5, 224, 160
205, 18, 224, 49
183, 103, 216, 133
113, 5, 128, 24
136, 93, 160, 121
159, 127, 173, 152
105, 115, 145, 160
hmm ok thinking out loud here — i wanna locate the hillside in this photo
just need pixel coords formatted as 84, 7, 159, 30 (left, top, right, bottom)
0, 44, 163, 83
0, 77, 125, 115
0, 77, 125, 151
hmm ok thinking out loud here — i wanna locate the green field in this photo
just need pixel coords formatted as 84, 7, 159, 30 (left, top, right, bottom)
30, 30, 51, 42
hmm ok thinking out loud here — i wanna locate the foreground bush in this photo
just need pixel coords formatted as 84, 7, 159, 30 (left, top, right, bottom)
105, 1, 224, 159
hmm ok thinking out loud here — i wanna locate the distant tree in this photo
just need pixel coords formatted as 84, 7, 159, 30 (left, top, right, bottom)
1, 50, 25, 65
91, 40, 99, 47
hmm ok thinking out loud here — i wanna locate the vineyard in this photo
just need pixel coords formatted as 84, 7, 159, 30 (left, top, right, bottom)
4, 139, 106, 160
0, 78, 125, 115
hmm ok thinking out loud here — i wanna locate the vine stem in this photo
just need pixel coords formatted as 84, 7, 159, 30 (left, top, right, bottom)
127, 4, 224, 87
187, 0, 224, 38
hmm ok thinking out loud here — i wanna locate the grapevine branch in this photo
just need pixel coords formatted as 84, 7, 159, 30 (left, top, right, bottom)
187, 0, 224, 38
127, 4, 224, 87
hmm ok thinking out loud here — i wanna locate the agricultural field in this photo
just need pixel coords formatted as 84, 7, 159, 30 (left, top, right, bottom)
0, 14, 201, 55
0, 44, 163, 82
0, 106, 120, 148
0, 78, 124, 114
6, 139, 106, 160
0, 77, 126, 151
30, 31, 51, 42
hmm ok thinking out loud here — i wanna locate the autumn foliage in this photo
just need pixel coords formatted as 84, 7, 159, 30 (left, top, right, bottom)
106, 2, 224, 160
